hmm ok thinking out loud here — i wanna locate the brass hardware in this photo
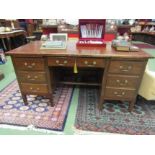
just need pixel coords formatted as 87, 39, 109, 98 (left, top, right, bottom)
93, 61, 96, 65
125, 80, 128, 83
56, 60, 59, 64
27, 65, 33, 68
119, 66, 123, 69
114, 91, 125, 96
32, 63, 35, 66
84, 61, 88, 65
116, 80, 120, 83
24, 62, 28, 66
27, 75, 31, 78
122, 92, 125, 95
114, 91, 118, 95
30, 87, 33, 90
64, 60, 67, 64
34, 76, 38, 79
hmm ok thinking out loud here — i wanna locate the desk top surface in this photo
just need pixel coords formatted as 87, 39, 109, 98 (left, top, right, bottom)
7, 40, 152, 59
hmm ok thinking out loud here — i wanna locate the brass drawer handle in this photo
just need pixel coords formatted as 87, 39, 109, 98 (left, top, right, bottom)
27, 65, 33, 68
116, 79, 128, 86
27, 75, 38, 80
93, 61, 97, 65
24, 62, 28, 66
119, 65, 132, 72
84, 61, 88, 65
31, 63, 35, 66
29, 87, 40, 91
27, 75, 31, 79
56, 60, 59, 64
64, 60, 68, 64
114, 91, 125, 97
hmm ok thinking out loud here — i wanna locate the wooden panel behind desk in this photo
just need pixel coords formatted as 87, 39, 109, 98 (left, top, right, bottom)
6, 41, 152, 111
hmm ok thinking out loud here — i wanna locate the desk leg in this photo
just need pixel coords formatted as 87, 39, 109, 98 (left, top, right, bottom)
6, 37, 11, 51
47, 93, 54, 107
21, 94, 28, 105
128, 100, 135, 112
98, 96, 104, 111
1, 38, 7, 51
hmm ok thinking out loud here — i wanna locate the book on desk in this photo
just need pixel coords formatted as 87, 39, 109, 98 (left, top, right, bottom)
112, 40, 139, 52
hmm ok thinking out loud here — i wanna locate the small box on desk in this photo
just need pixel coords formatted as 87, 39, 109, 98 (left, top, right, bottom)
76, 19, 106, 47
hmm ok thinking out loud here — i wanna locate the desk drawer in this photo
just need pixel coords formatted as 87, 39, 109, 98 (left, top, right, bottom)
77, 58, 105, 68
105, 88, 136, 99
108, 60, 145, 75
14, 58, 45, 71
47, 57, 74, 66
20, 83, 48, 93
106, 74, 139, 89
17, 71, 46, 83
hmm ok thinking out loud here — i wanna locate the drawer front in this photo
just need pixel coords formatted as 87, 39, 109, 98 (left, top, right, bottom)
14, 58, 45, 71
106, 74, 139, 89
77, 58, 105, 68
105, 88, 136, 99
108, 60, 145, 75
47, 57, 74, 66
20, 83, 48, 93
17, 71, 46, 83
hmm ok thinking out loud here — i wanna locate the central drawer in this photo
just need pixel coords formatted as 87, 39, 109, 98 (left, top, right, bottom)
106, 74, 139, 88
105, 88, 136, 99
47, 57, 75, 66
14, 58, 45, 71
77, 58, 105, 68
20, 83, 48, 93
108, 60, 145, 75
17, 71, 46, 83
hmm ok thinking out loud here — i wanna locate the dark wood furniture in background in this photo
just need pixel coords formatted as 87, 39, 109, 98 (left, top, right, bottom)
42, 25, 58, 35
0, 30, 27, 51
0, 71, 4, 81
7, 41, 152, 111
132, 32, 155, 45
117, 25, 133, 35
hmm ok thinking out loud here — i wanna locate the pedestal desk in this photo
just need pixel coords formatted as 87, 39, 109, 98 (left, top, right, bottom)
6, 40, 152, 111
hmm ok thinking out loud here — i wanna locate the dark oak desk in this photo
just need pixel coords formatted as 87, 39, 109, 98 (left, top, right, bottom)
7, 40, 152, 111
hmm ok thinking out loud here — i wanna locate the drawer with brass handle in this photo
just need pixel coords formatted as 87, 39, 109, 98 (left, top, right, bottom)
77, 58, 105, 68
106, 74, 139, 88
14, 58, 45, 71
105, 88, 136, 99
20, 83, 48, 94
47, 57, 74, 66
17, 71, 46, 83
108, 60, 145, 75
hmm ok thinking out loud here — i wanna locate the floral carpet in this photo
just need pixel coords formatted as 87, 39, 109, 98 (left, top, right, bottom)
0, 80, 73, 131
75, 87, 155, 135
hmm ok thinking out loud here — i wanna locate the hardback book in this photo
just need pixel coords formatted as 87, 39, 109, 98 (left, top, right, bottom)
112, 40, 131, 51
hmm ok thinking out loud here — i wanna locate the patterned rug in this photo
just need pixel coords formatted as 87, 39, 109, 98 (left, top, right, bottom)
75, 87, 155, 135
133, 43, 155, 49
0, 80, 73, 131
